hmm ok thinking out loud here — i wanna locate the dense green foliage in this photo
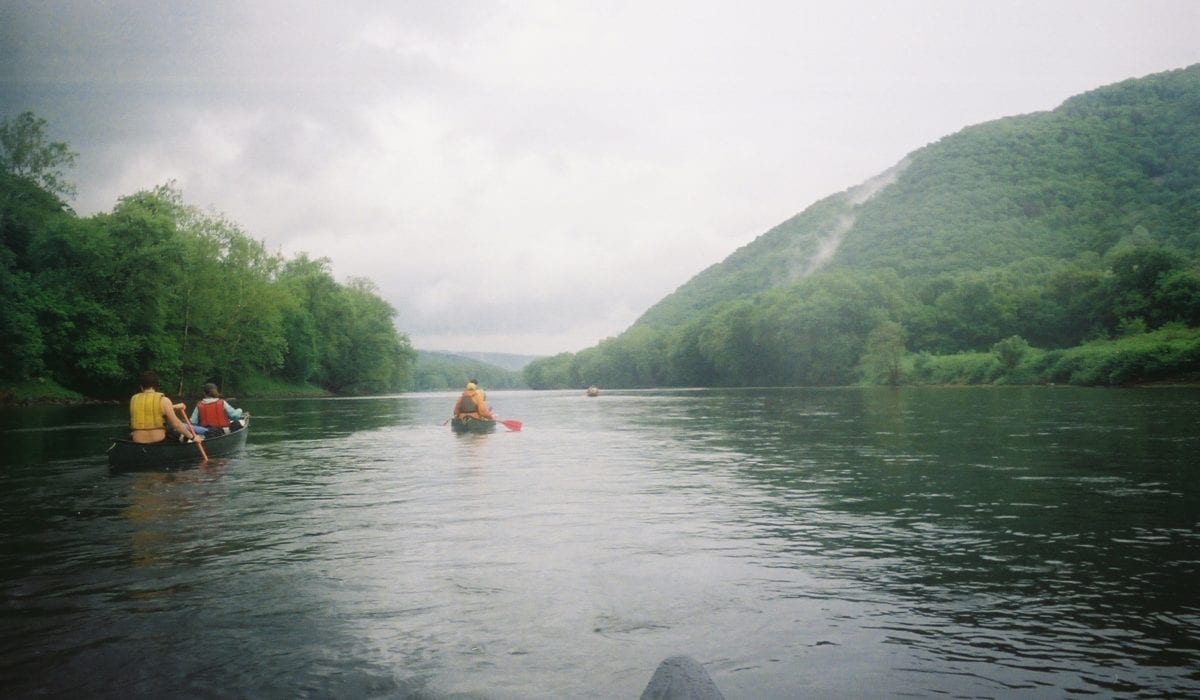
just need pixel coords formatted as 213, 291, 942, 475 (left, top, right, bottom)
908, 325, 1200, 386
1, 136, 415, 399
406, 350, 527, 391
527, 65, 1200, 389
0, 111, 78, 199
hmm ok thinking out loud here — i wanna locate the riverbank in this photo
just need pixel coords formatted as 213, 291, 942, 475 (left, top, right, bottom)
0, 378, 332, 407
0, 380, 94, 406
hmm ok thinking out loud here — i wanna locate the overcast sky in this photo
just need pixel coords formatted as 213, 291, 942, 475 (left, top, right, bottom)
3, 1, 1198, 356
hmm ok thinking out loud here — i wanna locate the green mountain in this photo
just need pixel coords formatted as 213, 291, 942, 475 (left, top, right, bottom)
526, 65, 1200, 389
407, 350, 527, 391
446, 351, 541, 372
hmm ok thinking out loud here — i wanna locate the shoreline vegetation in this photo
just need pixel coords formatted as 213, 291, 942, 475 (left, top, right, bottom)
2, 113, 416, 403
0, 377, 333, 407
520, 325, 1200, 392
5, 325, 1198, 407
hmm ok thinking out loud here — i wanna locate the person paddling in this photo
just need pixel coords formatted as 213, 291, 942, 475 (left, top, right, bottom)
128, 370, 202, 445
191, 382, 245, 435
453, 381, 493, 421
470, 377, 487, 406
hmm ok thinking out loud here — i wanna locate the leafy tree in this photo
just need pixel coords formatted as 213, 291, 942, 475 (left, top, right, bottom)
0, 112, 78, 199
29, 187, 191, 395
524, 352, 577, 389
277, 254, 338, 384
992, 335, 1031, 370
0, 163, 416, 398
317, 277, 414, 394
172, 201, 287, 390
279, 302, 320, 384
662, 319, 717, 386
1106, 244, 1188, 328
0, 172, 66, 381
0, 256, 43, 381
697, 300, 764, 385
1155, 267, 1200, 326
861, 321, 908, 385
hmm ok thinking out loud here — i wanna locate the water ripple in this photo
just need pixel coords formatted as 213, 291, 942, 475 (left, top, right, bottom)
2, 388, 1198, 698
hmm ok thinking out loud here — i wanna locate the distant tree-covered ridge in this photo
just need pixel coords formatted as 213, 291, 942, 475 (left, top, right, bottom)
407, 350, 527, 391
1, 112, 415, 399
526, 64, 1200, 389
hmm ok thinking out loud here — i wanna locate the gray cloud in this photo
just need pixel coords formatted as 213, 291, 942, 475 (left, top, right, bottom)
3, 1, 1199, 355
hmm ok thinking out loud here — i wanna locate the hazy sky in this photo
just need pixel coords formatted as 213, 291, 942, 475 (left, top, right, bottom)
3, 1, 1198, 356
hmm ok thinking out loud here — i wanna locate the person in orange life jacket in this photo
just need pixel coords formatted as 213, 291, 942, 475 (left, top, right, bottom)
129, 370, 203, 445
453, 382, 493, 420
190, 382, 245, 434
469, 377, 488, 408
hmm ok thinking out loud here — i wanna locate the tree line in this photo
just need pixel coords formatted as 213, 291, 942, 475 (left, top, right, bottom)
408, 351, 526, 391
1, 112, 414, 400
524, 254, 1200, 390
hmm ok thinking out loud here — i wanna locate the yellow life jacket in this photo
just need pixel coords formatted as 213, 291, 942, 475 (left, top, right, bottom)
130, 391, 165, 430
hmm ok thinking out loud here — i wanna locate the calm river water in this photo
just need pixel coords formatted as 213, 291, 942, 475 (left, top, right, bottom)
1, 387, 1198, 698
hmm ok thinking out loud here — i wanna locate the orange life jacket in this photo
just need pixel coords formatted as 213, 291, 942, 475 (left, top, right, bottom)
454, 389, 491, 419
197, 399, 231, 427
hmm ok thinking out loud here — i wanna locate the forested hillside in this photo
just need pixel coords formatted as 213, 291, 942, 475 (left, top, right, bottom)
526, 65, 1200, 389
406, 351, 527, 392
1, 113, 415, 401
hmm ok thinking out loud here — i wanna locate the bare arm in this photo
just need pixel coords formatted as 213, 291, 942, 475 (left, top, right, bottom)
161, 396, 199, 439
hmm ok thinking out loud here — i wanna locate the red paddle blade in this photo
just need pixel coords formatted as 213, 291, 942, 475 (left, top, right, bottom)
499, 419, 522, 432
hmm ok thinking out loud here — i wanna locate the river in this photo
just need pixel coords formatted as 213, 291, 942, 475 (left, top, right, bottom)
1, 387, 1197, 698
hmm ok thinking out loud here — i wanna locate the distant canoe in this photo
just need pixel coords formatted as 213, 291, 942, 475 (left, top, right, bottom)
107, 416, 250, 471
451, 417, 496, 434
586, 385, 600, 397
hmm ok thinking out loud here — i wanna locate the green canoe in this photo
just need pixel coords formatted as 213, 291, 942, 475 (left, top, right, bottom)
107, 416, 250, 470
450, 417, 497, 434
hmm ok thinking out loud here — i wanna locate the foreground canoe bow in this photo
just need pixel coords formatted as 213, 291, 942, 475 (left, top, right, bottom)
640, 655, 725, 700
107, 416, 250, 470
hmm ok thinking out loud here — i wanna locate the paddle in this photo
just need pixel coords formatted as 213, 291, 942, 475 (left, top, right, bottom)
178, 406, 208, 461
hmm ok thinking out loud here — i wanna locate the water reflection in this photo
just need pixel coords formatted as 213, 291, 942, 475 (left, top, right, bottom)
631, 387, 1200, 696
1, 388, 1197, 697
121, 465, 227, 569
247, 395, 416, 444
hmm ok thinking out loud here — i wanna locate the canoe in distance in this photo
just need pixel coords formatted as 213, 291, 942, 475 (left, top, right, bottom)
450, 417, 496, 434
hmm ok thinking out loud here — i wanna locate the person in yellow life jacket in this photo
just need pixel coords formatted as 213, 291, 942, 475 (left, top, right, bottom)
453, 382, 493, 420
190, 382, 245, 434
129, 370, 202, 444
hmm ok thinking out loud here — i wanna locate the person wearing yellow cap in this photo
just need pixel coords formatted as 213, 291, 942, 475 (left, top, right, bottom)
453, 381, 493, 421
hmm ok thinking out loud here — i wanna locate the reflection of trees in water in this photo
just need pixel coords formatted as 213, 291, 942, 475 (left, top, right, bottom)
122, 466, 224, 570
860, 386, 907, 436
0, 403, 128, 465
670, 387, 1200, 686
249, 397, 416, 444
